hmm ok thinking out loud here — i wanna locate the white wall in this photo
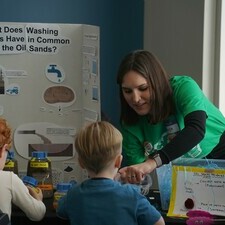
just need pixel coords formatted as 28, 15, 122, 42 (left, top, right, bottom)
217, 0, 225, 115
202, 0, 217, 103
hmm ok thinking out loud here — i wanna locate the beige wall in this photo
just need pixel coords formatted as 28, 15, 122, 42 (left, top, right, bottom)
144, 0, 219, 104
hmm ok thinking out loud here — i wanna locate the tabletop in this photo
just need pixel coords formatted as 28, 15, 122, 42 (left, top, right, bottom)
11, 191, 187, 225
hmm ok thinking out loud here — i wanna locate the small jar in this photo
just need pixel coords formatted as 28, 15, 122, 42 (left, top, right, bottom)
53, 183, 72, 210
23, 175, 39, 193
27, 151, 53, 198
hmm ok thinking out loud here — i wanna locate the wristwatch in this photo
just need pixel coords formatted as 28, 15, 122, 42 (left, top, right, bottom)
149, 152, 162, 168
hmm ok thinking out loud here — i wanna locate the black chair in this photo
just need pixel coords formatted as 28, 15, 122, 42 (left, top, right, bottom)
0, 210, 10, 225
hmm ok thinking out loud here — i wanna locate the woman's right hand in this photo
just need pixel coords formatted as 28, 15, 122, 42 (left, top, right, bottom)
118, 158, 157, 184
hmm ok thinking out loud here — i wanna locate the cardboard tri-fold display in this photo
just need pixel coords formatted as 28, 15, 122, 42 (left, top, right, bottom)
0, 22, 100, 185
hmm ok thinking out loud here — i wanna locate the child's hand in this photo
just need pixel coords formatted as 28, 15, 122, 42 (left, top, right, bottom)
27, 186, 43, 201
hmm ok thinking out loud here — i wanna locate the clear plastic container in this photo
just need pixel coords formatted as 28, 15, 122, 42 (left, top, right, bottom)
27, 151, 53, 198
23, 175, 39, 193
3, 151, 18, 175
53, 183, 72, 210
156, 163, 172, 211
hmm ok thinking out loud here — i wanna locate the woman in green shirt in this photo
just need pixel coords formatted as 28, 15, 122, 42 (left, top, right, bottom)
117, 50, 225, 183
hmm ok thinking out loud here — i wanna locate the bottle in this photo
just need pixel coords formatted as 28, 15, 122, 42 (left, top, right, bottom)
27, 151, 53, 198
3, 151, 18, 175
22, 175, 39, 193
53, 183, 72, 210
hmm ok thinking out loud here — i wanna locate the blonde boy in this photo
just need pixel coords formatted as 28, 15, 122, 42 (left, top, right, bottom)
57, 121, 164, 225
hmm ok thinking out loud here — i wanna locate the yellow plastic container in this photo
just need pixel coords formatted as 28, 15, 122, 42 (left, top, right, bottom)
3, 151, 18, 175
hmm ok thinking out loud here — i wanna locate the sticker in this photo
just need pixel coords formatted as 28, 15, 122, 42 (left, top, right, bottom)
46, 64, 65, 83
5, 83, 20, 95
43, 85, 76, 107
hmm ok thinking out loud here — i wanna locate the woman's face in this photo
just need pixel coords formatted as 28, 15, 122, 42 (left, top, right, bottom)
121, 70, 151, 115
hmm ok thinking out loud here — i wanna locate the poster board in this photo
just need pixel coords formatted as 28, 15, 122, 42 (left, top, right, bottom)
167, 165, 225, 217
0, 22, 100, 185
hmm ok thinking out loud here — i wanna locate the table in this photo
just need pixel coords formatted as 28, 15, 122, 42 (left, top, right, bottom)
11, 192, 186, 225
11, 198, 69, 225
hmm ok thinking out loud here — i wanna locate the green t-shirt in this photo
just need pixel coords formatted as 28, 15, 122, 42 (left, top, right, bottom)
121, 76, 225, 165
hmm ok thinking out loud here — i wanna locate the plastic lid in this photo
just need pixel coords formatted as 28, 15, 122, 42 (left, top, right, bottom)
7, 151, 14, 160
23, 176, 38, 187
32, 151, 48, 159
56, 183, 72, 192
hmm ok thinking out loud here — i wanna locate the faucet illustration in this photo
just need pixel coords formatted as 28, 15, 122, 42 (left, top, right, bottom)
47, 65, 62, 78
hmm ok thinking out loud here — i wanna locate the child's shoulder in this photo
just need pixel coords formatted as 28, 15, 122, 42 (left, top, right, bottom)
0, 170, 15, 178
0, 171, 26, 185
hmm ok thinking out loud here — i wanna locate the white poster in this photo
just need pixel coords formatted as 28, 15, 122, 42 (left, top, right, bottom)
0, 22, 100, 184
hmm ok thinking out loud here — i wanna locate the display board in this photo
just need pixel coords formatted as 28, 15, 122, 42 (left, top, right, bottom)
167, 165, 225, 218
0, 22, 100, 185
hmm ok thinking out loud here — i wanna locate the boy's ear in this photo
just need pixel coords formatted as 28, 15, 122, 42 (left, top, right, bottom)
115, 154, 123, 169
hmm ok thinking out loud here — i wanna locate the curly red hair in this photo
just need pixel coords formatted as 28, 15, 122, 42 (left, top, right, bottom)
0, 118, 12, 149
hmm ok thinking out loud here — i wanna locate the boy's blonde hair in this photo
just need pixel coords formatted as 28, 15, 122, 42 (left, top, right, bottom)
0, 117, 12, 149
75, 121, 122, 174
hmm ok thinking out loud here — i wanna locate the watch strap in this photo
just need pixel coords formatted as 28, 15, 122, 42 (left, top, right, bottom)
152, 153, 162, 168
148, 152, 162, 168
